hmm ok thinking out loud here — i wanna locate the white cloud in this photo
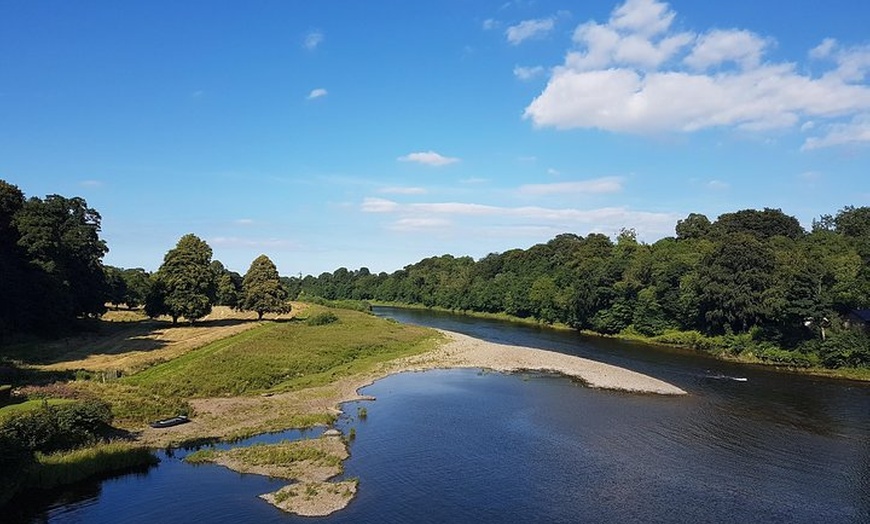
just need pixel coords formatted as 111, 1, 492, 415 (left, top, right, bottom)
397, 151, 460, 167
304, 31, 324, 51
547, 168, 560, 175
234, 218, 255, 225
483, 18, 498, 31
802, 114, 870, 150
684, 29, 770, 70
379, 186, 427, 195
307, 88, 328, 100
361, 197, 678, 240
707, 180, 730, 191
506, 18, 555, 45
524, 0, 870, 150
518, 177, 623, 196
514, 65, 546, 80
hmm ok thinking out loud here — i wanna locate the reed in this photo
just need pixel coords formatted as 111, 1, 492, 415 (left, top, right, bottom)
27, 441, 157, 490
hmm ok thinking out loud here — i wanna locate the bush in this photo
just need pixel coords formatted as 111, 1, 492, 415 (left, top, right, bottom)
0, 399, 113, 454
307, 312, 339, 326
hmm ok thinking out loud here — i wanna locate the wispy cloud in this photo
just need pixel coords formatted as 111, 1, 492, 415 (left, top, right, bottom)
379, 186, 428, 195
513, 65, 546, 80
361, 197, 678, 239
307, 88, 328, 100
80, 180, 102, 188
518, 177, 623, 196
234, 218, 256, 225
523, 0, 870, 150
397, 150, 460, 167
303, 30, 324, 51
506, 17, 555, 45
707, 180, 730, 191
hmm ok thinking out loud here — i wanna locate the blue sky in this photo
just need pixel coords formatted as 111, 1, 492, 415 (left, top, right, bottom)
2, 0, 869, 276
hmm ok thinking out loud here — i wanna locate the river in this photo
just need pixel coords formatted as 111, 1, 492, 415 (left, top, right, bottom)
10, 307, 870, 523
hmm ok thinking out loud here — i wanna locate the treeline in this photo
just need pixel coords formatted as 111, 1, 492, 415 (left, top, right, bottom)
293, 207, 870, 369
0, 180, 290, 338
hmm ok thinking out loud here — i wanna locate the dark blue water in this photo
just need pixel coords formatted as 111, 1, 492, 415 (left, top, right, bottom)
11, 308, 870, 523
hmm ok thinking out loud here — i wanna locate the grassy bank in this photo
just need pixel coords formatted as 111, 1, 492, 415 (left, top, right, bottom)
27, 442, 157, 490
68, 306, 440, 427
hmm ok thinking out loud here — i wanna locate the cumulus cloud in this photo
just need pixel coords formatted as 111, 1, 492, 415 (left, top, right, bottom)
523, 0, 870, 149
307, 88, 328, 100
397, 151, 460, 167
506, 18, 555, 45
361, 197, 677, 238
304, 31, 324, 51
518, 177, 623, 196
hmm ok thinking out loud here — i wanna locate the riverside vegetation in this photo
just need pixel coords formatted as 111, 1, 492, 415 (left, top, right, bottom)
0, 304, 439, 507
0, 178, 868, 509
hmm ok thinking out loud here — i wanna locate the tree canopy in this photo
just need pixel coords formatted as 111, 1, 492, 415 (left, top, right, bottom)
148, 234, 216, 324
241, 255, 290, 320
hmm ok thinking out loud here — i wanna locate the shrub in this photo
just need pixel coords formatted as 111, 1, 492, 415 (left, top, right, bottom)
0, 399, 113, 454
307, 312, 339, 326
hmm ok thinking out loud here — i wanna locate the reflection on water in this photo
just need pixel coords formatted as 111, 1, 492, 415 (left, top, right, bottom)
11, 308, 869, 523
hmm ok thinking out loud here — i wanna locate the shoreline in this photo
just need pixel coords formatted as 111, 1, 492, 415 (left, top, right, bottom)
69, 328, 686, 518
140, 328, 685, 445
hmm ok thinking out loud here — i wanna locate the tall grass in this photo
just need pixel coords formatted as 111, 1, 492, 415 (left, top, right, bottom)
26, 442, 157, 490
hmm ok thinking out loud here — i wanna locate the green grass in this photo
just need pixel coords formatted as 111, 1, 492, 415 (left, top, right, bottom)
26, 442, 157, 490
73, 306, 439, 425
124, 307, 440, 398
0, 398, 75, 422
186, 439, 342, 470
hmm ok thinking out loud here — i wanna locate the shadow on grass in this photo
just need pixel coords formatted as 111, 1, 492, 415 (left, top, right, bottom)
0, 315, 305, 369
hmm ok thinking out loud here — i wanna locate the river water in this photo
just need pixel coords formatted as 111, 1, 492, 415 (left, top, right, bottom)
11, 307, 869, 523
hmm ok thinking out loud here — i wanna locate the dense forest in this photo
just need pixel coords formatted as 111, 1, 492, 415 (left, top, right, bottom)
290, 207, 870, 369
2, 178, 868, 370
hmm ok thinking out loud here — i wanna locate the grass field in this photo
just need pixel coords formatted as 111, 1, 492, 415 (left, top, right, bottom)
53, 306, 442, 426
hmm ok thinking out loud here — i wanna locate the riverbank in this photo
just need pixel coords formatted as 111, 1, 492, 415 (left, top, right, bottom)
373, 303, 870, 382
138, 327, 685, 448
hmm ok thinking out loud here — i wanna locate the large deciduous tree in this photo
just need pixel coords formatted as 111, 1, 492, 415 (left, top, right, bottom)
152, 234, 216, 324
241, 255, 290, 320
14, 194, 109, 320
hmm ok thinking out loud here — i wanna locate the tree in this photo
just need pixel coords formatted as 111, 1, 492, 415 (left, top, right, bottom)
241, 255, 290, 320
13, 194, 109, 320
696, 233, 775, 333
712, 208, 805, 241
153, 234, 216, 324
675, 213, 711, 240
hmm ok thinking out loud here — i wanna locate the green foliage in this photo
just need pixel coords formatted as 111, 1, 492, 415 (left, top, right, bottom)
307, 311, 339, 326
27, 442, 157, 490
0, 180, 110, 336
0, 399, 113, 454
241, 255, 290, 320
152, 234, 216, 323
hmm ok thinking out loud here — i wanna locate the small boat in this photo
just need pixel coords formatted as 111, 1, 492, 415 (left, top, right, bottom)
704, 373, 748, 382
149, 415, 190, 429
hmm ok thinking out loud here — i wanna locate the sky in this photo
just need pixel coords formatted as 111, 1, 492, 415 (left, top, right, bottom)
1, 0, 869, 277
